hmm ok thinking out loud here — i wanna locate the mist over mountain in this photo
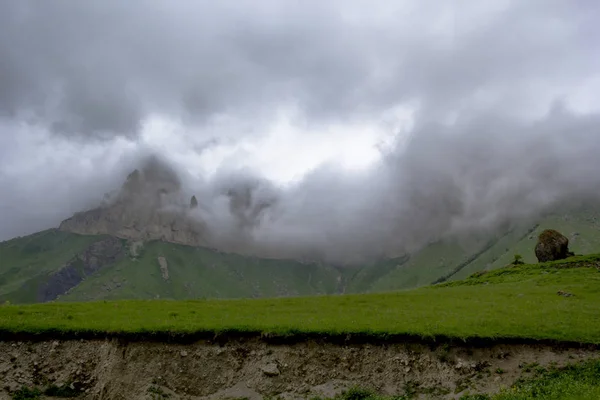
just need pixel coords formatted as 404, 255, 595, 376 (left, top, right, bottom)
1, 1, 600, 265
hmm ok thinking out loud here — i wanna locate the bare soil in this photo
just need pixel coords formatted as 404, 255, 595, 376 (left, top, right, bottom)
0, 339, 597, 400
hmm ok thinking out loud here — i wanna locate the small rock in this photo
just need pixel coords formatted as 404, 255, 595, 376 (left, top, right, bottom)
299, 385, 310, 394
261, 363, 280, 377
557, 290, 574, 297
405, 367, 411, 373
180, 350, 188, 357
4, 382, 20, 392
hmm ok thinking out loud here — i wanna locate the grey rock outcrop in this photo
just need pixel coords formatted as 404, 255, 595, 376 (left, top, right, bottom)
158, 256, 169, 280
59, 156, 208, 247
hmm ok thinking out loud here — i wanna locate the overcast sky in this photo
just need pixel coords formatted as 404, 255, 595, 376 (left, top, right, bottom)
1, 1, 600, 261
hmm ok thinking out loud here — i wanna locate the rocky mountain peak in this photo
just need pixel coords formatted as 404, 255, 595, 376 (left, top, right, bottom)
118, 157, 181, 202
59, 157, 207, 247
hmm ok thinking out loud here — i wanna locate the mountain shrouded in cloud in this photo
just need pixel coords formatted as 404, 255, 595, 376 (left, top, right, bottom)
1, 0, 600, 264
58, 155, 208, 248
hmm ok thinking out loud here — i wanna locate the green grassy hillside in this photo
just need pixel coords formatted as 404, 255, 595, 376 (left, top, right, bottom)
61, 240, 347, 301
360, 209, 600, 292
0, 230, 105, 303
2, 208, 600, 304
0, 230, 352, 304
1, 254, 599, 344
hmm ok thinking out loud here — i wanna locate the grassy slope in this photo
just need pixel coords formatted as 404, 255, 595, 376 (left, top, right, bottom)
1, 255, 599, 344
61, 240, 346, 301
364, 238, 492, 292
2, 208, 600, 304
0, 231, 350, 303
361, 209, 600, 292
481, 214, 600, 273
0, 230, 103, 302
357, 226, 534, 293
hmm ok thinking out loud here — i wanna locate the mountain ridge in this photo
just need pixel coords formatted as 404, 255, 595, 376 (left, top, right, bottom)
2, 204, 600, 304
4, 158, 600, 304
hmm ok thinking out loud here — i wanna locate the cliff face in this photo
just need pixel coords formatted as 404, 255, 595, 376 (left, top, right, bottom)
58, 202, 207, 247
58, 158, 209, 248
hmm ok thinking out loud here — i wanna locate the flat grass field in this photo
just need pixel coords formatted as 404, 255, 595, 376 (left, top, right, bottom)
0, 255, 599, 343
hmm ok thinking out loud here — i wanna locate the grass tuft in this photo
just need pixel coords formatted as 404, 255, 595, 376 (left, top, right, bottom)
11, 387, 41, 400
44, 383, 80, 397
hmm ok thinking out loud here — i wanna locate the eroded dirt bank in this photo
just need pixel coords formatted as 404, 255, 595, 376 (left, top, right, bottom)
0, 338, 598, 400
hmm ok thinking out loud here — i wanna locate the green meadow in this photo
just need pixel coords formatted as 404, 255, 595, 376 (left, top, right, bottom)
1, 255, 599, 344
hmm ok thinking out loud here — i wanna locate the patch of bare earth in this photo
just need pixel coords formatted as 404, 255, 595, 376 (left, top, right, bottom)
0, 339, 597, 400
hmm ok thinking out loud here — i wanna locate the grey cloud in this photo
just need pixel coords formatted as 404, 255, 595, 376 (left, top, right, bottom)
211, 106, 600, 264
1, 1, 600, 265
0, 0, 387, 136
1, 0, 596, 137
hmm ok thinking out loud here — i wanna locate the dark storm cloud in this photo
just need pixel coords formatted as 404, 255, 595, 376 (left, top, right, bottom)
0, 0, 391, 137
1, 0, 597, 136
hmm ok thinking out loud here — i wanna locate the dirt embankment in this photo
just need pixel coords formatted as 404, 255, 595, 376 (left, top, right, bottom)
0, 339, 598, 400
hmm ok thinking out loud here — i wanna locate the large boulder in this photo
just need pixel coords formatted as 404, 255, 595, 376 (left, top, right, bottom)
534, 229, 574, 262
